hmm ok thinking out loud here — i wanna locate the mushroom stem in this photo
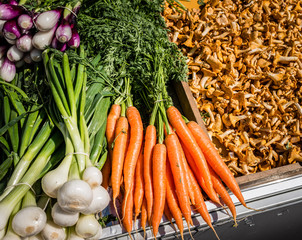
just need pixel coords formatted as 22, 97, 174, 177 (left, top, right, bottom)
265, 134, 282, 147
294, 102, 302, 115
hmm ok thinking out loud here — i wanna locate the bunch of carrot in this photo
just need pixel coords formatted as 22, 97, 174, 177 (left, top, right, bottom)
101, 65, 250, 239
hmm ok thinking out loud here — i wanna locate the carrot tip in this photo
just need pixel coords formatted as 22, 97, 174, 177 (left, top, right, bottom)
244, 205, 263, 212
210, 225, 220, 240
187, 226, 195, 240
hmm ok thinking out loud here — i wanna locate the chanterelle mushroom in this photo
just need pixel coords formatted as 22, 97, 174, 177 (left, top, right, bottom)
164, 0, 302, 176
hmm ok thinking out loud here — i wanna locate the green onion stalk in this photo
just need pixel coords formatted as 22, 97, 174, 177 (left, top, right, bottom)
0, 66, 56, 201
41, 47, 113, 201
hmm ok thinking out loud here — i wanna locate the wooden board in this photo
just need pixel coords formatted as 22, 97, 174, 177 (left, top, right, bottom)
174, 80, 302, 189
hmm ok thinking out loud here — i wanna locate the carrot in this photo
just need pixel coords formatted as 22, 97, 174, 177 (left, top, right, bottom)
106, 104, 121, 159
181, 140, 221, 204
123, 106, 144, 215
187, 165, 220, 240
134, 148, 144, 222
164, 123, 195, 205
187, 121, 247, 208
102, 104, 121, 190
151, 143, 167, 238
143, 125, 156, 222
122, 184, 134, 240
165, 133, 192, 226
141, 198, 147, 239
166, 106, 216, 201
209, 166, 237, 226
166, 162, 184, 240
111, 116, 129, 220
101, 156, 111, 190
164, 202, 174, 226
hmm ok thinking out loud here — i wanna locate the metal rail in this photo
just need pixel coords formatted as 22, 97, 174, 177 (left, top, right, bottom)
100, 174, 302, 240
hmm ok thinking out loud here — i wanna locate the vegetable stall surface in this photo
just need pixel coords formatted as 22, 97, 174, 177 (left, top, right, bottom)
164, 0, 302, 176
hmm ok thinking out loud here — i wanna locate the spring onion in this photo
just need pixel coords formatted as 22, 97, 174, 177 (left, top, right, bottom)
17, 14, 33, 30
41, 221, 66, 240
0, 58, 16, 82
67, 29, 80, 49
3, 19, 21, 40
35, 10, 61, 32
12, 206, 47, 238
75, 214, 99, 239
7, 45, 24, 62
56, 22, 72, 43
16, 34, 33, 52
29, 48, 42, 62
51, 203, 79, 227
0, 4, 23, 20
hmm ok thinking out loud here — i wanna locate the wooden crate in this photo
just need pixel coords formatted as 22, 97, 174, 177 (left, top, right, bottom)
174, 81, 302, 189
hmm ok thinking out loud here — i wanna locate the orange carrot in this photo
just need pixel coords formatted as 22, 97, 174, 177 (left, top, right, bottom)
187, 165, 220, 240
141, 198, 147, 238
123, 106, 144, 214
166, 106, 216, 200
209, 166, 237, 226
122, 183, 134, 239
164, 203, 174, 224
111, 116, 129, 195
101, 156, 111, 190
151, 143, 167, 237
143, 125, 156, 222
106, 104, 121, 159
111, 116, 129, 219
102, 104, 121, 190
187, 121, 247, 208
166, 162, 184, 240
164, 123, 195, 205
134, 148, 144, 222
165, 133, 192, 226
181, 140, 221, 204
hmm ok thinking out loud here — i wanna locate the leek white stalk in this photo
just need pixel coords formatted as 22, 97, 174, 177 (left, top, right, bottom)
82, 167, 103, 188
12, 207, 47, 237
32, 25, 57, 50
0, 133, 62, 231
57, 179, 93, 213
7, 45, 24, 62
35, 10, 60, 31
81, 186, 110, 215
75, 215, 99, 239
41, 221, 66, 240
0, 228, 6, 239
51, 203, 79, 227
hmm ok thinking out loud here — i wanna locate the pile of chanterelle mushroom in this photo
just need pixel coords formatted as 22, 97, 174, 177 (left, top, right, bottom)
164, 0, 302, 176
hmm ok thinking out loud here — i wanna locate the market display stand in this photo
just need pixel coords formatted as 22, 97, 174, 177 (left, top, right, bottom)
100, 82, 302, 240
